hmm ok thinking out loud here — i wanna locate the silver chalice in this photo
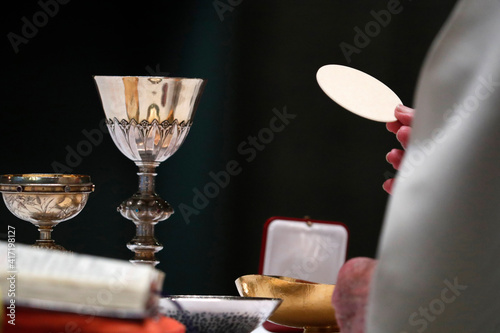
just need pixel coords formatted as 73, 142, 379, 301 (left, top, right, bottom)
0, 174, 94, 251
94, 76, 206, 266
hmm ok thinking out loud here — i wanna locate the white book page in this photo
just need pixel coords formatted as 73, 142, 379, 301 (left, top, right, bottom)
0, 241, 164, 318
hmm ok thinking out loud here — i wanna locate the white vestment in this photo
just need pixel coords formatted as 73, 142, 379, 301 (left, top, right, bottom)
366, 0, 500, 332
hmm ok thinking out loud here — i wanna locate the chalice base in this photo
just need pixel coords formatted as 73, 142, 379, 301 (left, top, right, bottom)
33, 239, 67, 251
127, 235, 163, 266
128, 251, 161, 266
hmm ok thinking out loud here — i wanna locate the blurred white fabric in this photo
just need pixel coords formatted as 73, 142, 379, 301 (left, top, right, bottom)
367, 0, 500, 332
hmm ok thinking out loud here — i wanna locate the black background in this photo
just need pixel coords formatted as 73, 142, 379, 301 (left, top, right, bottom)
0, 0, 458, 295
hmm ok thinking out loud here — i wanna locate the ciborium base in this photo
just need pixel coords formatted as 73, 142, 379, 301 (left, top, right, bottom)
32, 225, 67, 251
33, 239, 67, 251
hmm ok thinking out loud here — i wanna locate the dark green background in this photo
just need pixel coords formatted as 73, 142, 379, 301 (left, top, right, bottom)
0, 0, 457, 295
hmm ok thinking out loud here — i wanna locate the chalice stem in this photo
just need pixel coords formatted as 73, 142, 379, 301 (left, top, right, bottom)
137, 162, 158, 195
122, 161, 173, 266
136, 222, 155, 237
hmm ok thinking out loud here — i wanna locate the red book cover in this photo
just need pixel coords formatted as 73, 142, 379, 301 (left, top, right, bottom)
2, 306, 185, 333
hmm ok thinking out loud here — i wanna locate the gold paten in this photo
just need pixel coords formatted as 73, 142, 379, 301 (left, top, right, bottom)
235, 275, 339, 333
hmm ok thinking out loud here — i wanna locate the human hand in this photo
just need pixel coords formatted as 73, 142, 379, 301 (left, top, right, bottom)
383, 105, 415, 194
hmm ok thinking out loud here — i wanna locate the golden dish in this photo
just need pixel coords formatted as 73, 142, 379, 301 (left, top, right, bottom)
235, 275, 339, 333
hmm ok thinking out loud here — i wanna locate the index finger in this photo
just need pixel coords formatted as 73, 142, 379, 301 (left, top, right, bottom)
395, 104, 414, 126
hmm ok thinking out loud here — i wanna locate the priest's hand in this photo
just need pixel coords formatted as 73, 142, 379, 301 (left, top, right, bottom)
383, 104, 415, 194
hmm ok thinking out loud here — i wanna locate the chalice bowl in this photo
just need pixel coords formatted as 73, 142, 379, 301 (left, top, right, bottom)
0, 174, 95, 251
94, 75, 206, 266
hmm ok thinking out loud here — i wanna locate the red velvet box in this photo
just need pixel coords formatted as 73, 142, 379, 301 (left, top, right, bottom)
259, 216, 349, 332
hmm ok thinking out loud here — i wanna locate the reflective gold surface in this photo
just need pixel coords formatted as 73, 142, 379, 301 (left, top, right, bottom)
94, 76, 206, 124
0, 174, 94, 251
235, 275, 339, 333
0, 174, 93, 192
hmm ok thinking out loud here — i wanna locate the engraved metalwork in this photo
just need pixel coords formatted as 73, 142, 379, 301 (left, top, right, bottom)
94, 76, 206, 266
0, 174, 94, 251
105, 118, 192, 164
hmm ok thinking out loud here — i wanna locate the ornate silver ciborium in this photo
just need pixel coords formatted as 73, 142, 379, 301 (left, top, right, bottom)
94, 76, 206, 266
0, 174, 94, 251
